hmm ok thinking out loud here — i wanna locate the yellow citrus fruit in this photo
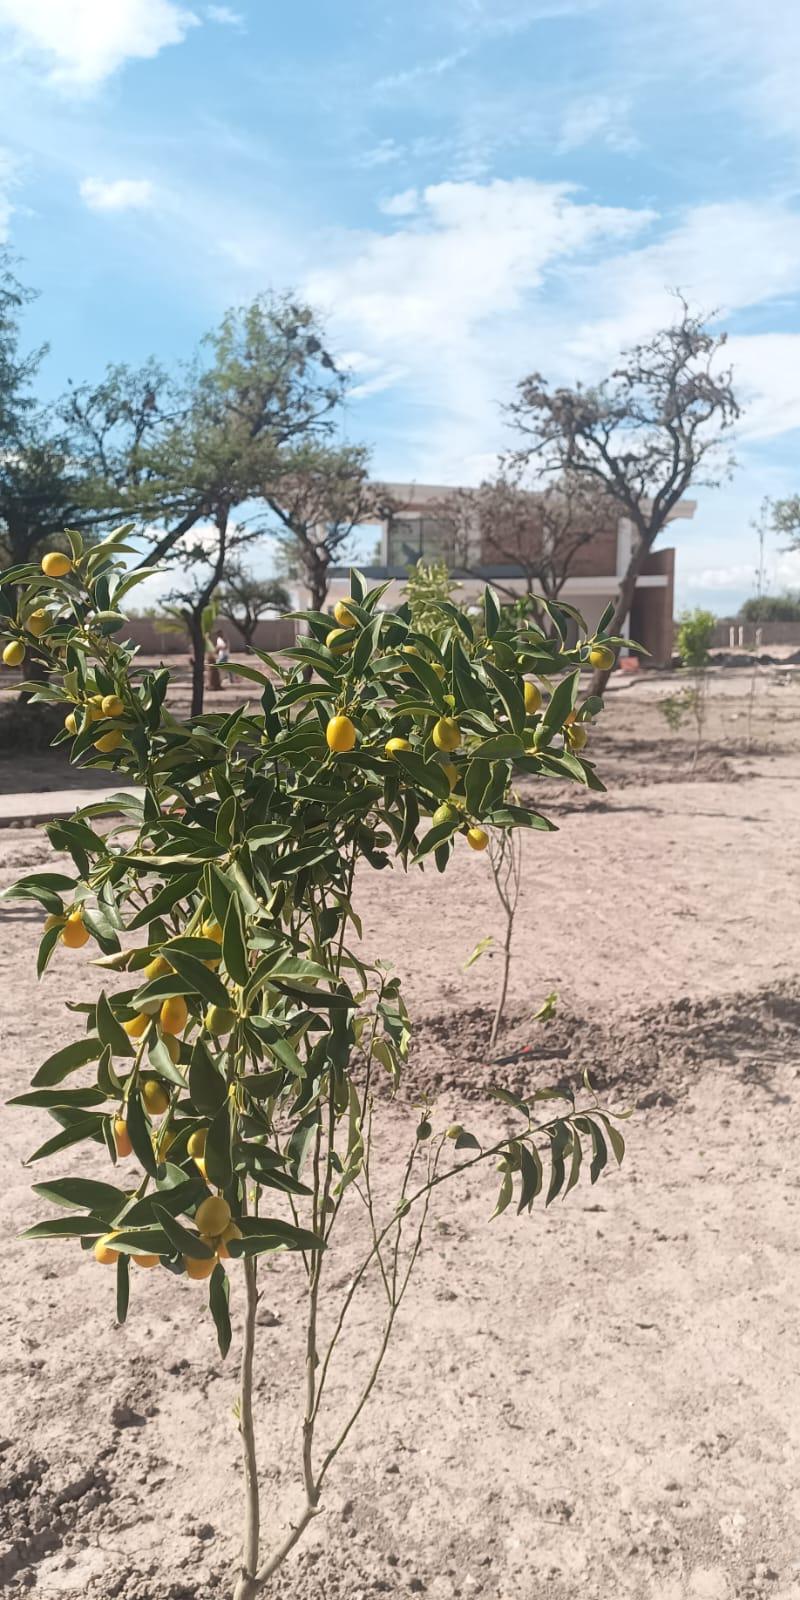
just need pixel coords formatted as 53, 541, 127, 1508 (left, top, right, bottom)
333, 600, 357, 628
440, 761, 460, 790
196, 1195, 231, 1235
123, 1012, 150, 1039
201, 918, 223, 943
64, 711, 78, 735
184, 1252, 217, 1280
588, 645, 615, 671
432, 717, 460, 753
133, 1254, 159, 1269
466, 827, 489, 851
141, 1078, 169, 1116
144, 953, 172, 980
100, 694, 125, 717
204, 1003, 236, 1035
432, 802, 458, 828
217, 1221, 243, 1260
567, 724, 588, 750
25, 609, 49, 638
163, 1034, 181, 1064
43, 912, 66, 933
61, 911, 90, 948
194, 1155, 208, 1181
94, 728, 123, 753
94, 1235, 119, 1266
2, 640, 25, 667
385, 737, 411, 757
523, 681, 542, 714
113, 1117, 133, 1157
187, 1128, 207, 1157
41, 551, 72, 578
325, 627, 352, 656
160, 996, 189, 1036
326, 714, 356, 754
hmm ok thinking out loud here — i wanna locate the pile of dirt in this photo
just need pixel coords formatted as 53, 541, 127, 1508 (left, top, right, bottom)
405, 980, 800, 1108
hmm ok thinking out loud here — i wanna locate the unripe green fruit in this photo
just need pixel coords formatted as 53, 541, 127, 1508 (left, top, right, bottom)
204, 1003, 236, 1035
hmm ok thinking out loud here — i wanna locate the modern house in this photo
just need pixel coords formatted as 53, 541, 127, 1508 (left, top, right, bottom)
325, 481, 694, 665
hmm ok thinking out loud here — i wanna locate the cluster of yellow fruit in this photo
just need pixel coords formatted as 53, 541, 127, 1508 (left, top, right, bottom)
93, 1194, 242, 1280
1, 551, 73, 668
323, 651, 602, 851
63, 691, 127, 753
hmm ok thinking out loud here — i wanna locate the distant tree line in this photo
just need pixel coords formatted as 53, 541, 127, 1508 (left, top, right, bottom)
2, 248, 744, 709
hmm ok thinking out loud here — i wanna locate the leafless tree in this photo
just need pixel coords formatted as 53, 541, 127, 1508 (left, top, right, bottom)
265, 444, 393, 613
438, 471, 612, 611
507, 298, 739, 689
219, 563, 291, 649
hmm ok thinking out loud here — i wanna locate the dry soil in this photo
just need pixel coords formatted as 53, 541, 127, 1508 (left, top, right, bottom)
1, 668, 799, 1600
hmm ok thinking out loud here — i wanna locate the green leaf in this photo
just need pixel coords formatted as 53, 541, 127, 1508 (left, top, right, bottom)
21, 1215, 106, 1239
189, 1039, 228, 1115
31, 1036, 102, 1088
27, 1115, 105, 1163
127, 871, 201, 931
225, 1218, 326, 1256
1, 871, 76, 904
165, 949, 232, 1009
116, 1254, 130, 1324
483, 661, 526, 734
474, 732, 526, 759
9, 1087, 107, 1110
153, 1206, 214, 1259
32, 1176, 128, 1216
125, 1089, 158, 1177
492, 1169, 514, 1218
209, 1263, 232, 1357
463, 934, 493, 970
541, 669, 580, 735
454, 1130, 481, 1151
597, 1113, 626, 1166
392, 749, 449, 802
96, 991, 136, 1058
517, 1144, 543, 1212
205, 1099, 234, 1189
483, 586, 501, 638
222, 895, 249, 986
487, 1085, 530, 1118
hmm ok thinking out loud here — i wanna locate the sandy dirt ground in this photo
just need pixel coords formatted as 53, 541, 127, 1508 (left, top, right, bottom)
1, 668, 799, 1600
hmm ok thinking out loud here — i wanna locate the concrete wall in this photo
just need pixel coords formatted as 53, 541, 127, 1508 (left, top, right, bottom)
711, 619, 800, 649
121, 617, 297, 656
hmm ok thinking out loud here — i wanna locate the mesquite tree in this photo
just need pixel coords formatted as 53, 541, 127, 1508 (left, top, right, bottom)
2, 531, 627, 1599
508, 299, 739, 690
439, 472, 609, 609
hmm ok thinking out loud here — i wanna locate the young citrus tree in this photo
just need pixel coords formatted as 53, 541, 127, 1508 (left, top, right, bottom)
2, 530, 627, 1599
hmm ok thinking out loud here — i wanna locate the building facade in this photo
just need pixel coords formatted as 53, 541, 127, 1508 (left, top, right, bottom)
325, 482, 692, 665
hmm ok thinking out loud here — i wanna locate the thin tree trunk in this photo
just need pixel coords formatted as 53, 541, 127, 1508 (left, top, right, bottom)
589, 531, 652, 695
187, 611, 206, 718
233, 1256, 260, 1600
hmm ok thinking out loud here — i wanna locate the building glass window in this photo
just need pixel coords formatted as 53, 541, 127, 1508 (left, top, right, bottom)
387, 516, 453, 567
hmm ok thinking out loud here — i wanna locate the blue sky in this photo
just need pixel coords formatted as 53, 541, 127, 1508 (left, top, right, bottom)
1, 0, 800, 610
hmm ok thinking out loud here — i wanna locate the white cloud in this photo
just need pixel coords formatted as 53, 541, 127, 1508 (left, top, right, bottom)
206, 4, 243, 24
80, 176, 155, 212
0, 147, 18, 239
301, 182, 800, 488
374, 49, 470, 94
379, 189, 420, 217
0, 0, 198, 89
305, 177, 654, 477
557, 94, 639, 155
356, 139, 405, 170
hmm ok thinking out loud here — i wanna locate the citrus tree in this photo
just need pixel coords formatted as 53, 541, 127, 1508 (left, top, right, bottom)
2, 531, 628, 1599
